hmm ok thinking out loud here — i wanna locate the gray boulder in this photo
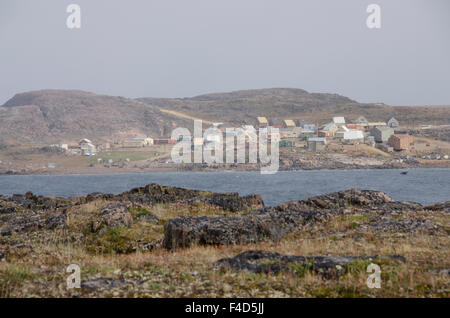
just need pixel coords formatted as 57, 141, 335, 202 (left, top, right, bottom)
163, 208, 342, 249
92, 203, 133, 232
215, 250, 406, 278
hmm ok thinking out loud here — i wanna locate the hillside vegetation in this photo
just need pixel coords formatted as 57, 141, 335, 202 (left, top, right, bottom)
139, 88, 450, 126
0, 90, 191, 144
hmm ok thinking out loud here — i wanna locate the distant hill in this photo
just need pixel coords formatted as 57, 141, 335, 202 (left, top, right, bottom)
138, 88, 450, 127
0, 90, 191, 144
1, 88, 449, 145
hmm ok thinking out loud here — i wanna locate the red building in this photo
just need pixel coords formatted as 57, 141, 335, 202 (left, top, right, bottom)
388, 134, 414, 151
269, 119, 283, 129
154, 139, 177, 145
346, 124, 365, 131
318, 130, 334, 137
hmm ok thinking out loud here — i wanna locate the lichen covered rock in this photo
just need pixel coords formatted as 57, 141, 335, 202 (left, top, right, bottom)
215, 250, 406, 278
163, 208, 342, 249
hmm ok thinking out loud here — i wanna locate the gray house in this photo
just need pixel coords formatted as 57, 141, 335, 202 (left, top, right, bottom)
371, 126, 394, 143
387, 117, 399, 128
296, 120, 316, 131
355, 116, 369, 125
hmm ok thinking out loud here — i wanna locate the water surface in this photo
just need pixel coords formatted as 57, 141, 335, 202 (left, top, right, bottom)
0, 169, 448, 206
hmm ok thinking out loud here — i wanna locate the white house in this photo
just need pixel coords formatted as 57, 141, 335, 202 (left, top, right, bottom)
318, 122, 338, 137
334, 126, 350, 138
80, 142, 96, 155
332, 117, 346, 127
343, 130, 364, 142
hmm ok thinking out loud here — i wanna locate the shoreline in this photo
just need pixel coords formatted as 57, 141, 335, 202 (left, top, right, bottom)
1, 161, 450, 176
1, 167, 449, 207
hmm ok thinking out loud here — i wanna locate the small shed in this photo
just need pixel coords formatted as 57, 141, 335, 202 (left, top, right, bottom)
283, 119, 296, 128
307, 137, 327, 152
257, 117, 268, 127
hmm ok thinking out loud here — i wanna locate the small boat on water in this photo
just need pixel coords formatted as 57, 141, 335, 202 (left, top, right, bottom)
400, 171, 408, 175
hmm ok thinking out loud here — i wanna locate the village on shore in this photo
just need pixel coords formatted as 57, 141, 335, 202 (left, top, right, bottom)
55, 115, 446, 155
1, 115, 449, 174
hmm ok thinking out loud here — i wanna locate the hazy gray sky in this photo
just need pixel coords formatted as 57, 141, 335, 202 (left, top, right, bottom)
1, 0, 449, 105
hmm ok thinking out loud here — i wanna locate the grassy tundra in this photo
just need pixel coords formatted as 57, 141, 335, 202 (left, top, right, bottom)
0, 186, 449, 298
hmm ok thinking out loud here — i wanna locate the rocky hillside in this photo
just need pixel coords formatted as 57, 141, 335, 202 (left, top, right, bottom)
1, 88, 449, 144
0, 90, 191, 144
138, 88, 450, 126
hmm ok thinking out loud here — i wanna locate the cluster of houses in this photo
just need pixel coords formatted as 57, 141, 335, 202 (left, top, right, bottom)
50, 139, 100, 156
51, 115, 415, 157
121, 137, 178, 148
51, 135, 180, 157
254, 115, 414, 152
77, 137, 177, 156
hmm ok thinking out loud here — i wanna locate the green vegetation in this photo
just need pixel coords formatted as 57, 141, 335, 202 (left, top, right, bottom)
344, 260, 373, 275
291, 261, 315, 278
128, 206, 153, 218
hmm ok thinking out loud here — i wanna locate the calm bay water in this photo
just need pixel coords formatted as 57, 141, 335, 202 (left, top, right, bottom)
0, 169, 448, 206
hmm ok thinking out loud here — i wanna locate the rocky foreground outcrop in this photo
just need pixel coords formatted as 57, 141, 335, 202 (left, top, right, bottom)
275, 188, 424, 212
82, 183, 264, 212
1, 186, 448, 254
215, 250, 406, 277
0, 184, 264, 237
162, 208, 342, 249
425, 201, 450, 213
0, 194, 67, 236
163, 189, 447, 249
1, 184, 449, 297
